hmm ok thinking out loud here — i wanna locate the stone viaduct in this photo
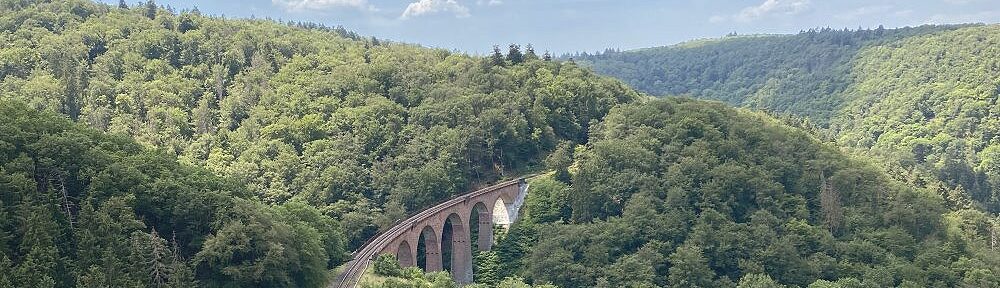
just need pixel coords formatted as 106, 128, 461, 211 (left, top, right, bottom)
333, 177, 531, 287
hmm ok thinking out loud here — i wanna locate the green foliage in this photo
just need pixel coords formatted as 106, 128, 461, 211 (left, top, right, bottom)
276, 201, 349, 267
833, 25, 1000, 213
576, 24, 1000, 214
492, 219, 537, 281
543, 141, 574, 183
737, 273, 783, 288
0, 101, 342, 287
806, 278, 863, 288
467, 276, 555, 288
5, 1, 999, 288
193, 200, 328, 287
667, 245, 716, 288
0, 0, 639, 258
373, 254, 402, 277
473, 250, 502, 286
0, 1, 643, 287
514, 98, 1000, 287
361, 267, 457, 288
524, 176, 571, 223
572, 25, 971, 123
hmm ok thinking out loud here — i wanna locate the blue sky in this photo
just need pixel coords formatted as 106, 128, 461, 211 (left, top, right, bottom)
107, 0, 999, 54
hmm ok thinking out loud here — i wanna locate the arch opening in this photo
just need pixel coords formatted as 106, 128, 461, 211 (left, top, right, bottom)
493, 196, 514, 228
470, 202, 492, 252
397, 241, 414, 267
442, 213, 472, 284
417, 225, 441, 272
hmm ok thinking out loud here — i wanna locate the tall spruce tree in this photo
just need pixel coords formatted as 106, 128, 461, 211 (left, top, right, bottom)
506, 44, 523, 64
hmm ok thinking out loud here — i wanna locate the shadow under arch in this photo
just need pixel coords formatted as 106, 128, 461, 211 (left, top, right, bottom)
417, 225, 441, 272
396, 240, 414, 267
470, 201, 492, 252
442, 212, 472, 284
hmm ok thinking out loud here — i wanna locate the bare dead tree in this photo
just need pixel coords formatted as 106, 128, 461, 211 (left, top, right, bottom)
133, 230, 171, 287
992, 215, 998, 251
819, 170, 843, 234
50, 170, 76, 231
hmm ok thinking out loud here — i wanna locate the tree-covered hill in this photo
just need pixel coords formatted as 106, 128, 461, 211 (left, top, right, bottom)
571, 25, 978, 123
573, 25, 1000, 213
0, 0, 639, 287
0, 102, 348, 287
831, 25, 1000, 213
2, 1, 998, 287
497, 98, 999, 287
0, 0, 636, 249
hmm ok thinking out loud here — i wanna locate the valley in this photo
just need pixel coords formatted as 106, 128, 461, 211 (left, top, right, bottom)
0, 1, 997, 287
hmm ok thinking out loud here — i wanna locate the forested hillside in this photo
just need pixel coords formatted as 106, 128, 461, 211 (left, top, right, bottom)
574, 25, 1000, 213
0, 0, 637, 287
832, 26, 1000, 213
570, 25, 970, 122
3, 1, 999, 288
0, 102, 346, 287
497, 98, 1000, 287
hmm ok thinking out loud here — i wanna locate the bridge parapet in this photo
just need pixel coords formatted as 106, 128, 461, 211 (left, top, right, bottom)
333, 177, 532, 287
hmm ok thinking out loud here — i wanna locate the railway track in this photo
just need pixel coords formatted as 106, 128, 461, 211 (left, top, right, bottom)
331, 176, 534, 288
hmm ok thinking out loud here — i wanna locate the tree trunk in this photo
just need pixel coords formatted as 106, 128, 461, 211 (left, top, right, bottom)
992, 216, 998, 251
56, 173, 74, 231
819, 170, 843, 234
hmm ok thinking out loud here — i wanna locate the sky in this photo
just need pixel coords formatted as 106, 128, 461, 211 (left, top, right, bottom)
105, 0, 1000, 55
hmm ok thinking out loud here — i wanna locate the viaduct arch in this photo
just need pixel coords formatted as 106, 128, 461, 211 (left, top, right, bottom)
333, 177, 531, 287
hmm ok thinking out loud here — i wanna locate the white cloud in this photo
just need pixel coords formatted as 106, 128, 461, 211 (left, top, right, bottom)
736, 0, 810, 22
477, 0, 502, 6
272, 0, 375, 12
401, 0, 471, 19
709, 0, 810, 23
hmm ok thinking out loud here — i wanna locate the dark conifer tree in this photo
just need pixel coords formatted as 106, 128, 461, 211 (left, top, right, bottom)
506, 44, 523, 64
144, 0, 157, 19
524, 44, 538, 61
490, 45, 505, 67
178, 14, 196, 33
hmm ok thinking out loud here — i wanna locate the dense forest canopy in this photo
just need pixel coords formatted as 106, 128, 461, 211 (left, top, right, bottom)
569, 25, 973, 122
0, 0, 637, 287
832, 25, 1000, 213
0, 101, 346, 287
574, 25, 1000, 214
1, 0, 998, 287
498, 98, 1000, 287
